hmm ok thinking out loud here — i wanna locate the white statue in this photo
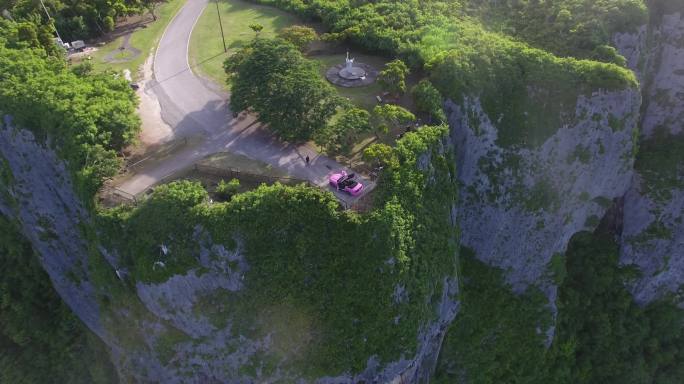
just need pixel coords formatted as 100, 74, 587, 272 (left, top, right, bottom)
345, 51, 355, 71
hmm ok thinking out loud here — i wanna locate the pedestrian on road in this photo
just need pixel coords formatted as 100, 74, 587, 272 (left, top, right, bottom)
305, 155, 310, 166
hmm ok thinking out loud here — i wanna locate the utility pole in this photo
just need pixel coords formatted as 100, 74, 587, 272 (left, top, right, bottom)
38, 0, 63, 43
215, 0, 227, 53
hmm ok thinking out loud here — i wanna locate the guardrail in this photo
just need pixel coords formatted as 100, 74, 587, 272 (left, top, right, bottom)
192, 164, 309, 186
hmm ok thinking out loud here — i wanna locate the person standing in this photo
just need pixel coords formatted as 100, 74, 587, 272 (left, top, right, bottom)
305, 155, 310, 166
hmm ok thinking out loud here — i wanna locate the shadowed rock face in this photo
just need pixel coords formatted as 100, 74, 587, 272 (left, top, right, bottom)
446, 87, 641, 306
0, 116, 103, 336
616, 11, 684, 305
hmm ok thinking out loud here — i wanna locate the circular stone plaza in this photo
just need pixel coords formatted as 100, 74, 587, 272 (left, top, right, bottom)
325, 52, 378, 88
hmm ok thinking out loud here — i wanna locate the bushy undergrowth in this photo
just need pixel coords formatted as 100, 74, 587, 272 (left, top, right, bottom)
0, 216, 118, 383
96, 126, 458, 376
635, 128, 684, 202
0, 39, 140, 201
435, 231, 684, 383
464, 0, 647, 60
433, 248, 552, 384
425, 26, 637, 147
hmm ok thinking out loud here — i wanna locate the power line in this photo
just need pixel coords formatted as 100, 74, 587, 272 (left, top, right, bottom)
215, 0, 227, 53
38, 0, 63, 43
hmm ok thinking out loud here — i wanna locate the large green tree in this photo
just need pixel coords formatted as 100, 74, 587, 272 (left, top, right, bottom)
378, 59, 409, 96
224, 38, 340, 142
371, 104, 415, 137
315, 107, 371, 155
411, 79, 446, 123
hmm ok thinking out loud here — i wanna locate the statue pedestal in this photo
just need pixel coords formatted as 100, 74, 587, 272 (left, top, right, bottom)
339, 66, 367, 80
325, 63, 378, 88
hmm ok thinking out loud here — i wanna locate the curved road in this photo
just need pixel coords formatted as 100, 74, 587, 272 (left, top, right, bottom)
115, 0, 372, 203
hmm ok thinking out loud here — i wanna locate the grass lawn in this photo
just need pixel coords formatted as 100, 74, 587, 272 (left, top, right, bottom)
189, 0, 300, 87
85, 0, 186, 78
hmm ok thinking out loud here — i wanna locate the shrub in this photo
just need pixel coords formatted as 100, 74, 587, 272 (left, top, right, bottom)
216, 179, 240, 201
411, 79, 446, 123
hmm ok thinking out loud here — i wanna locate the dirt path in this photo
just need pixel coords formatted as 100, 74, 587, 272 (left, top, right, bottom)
103, 32, 142, 64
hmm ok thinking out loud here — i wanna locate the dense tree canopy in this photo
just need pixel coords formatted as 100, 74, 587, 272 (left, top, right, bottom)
278, 25, 318, 51
435, 232, 684, 384
371, 104, 415, 137
224, 38, 341, 142
0, 50, 134, 193
315, 107, 371, 155
0, 25, 140, 200
249, 0, 646, 63
411, 79, 446, 123
1, 0, 161, 42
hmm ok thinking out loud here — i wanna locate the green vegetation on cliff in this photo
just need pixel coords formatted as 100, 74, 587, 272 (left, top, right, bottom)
635, 128, 684, 202
434, 248, 552, 383
436, 231, 684, 383
96, 126, 458, 376
249, 0, 645, 63
0, 39, 140, 200
0, 216, 118, 383
464, 0, 647, 60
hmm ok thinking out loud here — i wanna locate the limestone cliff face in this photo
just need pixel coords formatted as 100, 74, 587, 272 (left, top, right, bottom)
0, 116, 103, 335
615, 11, 684, 305
446, 87, 641, 302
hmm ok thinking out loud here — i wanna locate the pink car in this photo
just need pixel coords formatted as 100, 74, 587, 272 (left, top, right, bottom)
329, 171, 364, 196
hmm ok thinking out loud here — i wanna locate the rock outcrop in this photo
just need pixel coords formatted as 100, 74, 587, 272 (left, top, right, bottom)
616, 11, 684, 305
0, 116, 103, 336
446, 87, 641, 304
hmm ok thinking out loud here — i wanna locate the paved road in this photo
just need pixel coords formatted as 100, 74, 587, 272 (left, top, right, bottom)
114, 0, 372, 204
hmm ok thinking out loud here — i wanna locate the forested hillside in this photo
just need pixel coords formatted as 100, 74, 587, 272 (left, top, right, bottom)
0, 0, 683, 382
3, 0, 160, 42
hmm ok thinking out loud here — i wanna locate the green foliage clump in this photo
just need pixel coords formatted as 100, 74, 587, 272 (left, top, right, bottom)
371, 104, 415, 137
224, 38, 341, 142
0, 42, 140, 200
0, 216, 118, 383
378, 59, 409, 95
216, 179, 241, 201
635, 128, 684, 202
278, 25, 318, 51
315, 107, 372, 155
411, 79, 446, 123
